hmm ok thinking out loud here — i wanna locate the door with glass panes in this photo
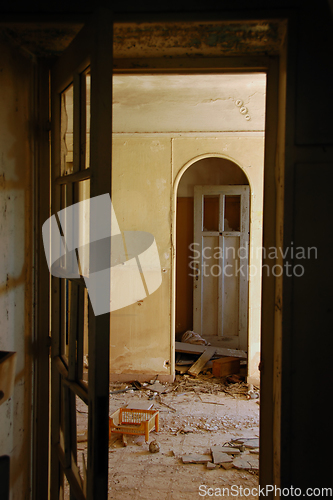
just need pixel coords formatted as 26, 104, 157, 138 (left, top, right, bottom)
48, 11, 112, 500
193, 185, 249, 350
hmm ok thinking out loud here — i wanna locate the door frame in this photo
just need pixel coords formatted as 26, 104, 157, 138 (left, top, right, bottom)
34, 10, 113, 500
170, 52, 286, 489
33, 16, 287, 499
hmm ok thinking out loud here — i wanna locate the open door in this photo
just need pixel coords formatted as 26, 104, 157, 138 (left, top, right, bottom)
49, 10, 112, 500
193, 185, 249, 350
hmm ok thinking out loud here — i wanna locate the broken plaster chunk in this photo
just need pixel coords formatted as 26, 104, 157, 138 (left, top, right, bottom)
233, 455, 259, 471
180, 426, 195, 434
207, 462, 217, 470
212, 451, 233, 465
148, 381, 166, 393
242, 438, 259, 449
232, 437, 259, 448
211, 445, 240, 455
149, 440, 161, 453
182, 454, 212, 464
134, 435, 145, 446
221, 462, 234, 470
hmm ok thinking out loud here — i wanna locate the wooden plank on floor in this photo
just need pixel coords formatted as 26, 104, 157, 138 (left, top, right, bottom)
175, 341, 247, 359
188, 347, 216, 377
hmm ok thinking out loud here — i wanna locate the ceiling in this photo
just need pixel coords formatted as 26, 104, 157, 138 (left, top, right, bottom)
0, 20, 284, 58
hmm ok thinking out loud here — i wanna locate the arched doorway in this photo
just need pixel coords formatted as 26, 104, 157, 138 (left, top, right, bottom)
174, 155, 262, 381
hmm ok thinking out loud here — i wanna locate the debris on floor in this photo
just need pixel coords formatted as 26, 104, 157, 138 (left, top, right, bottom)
247, 384, 260, 400
149, 440, 161, 453
211, 450, 233, 465
74, 368, 260, 499
175, 340, 247, 359
232, 437, 260, 449
187, 346, 216, 377
212, 356, 240, 378
207, 462, 217, 470
180, 440, 259, 471
182, 454, 212, 464
175, 340, 248, 378
211, 445, 241, 455
233, 454, 259, 471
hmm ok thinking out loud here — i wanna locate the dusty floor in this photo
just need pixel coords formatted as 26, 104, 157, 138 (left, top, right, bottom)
74, 374, 260, 499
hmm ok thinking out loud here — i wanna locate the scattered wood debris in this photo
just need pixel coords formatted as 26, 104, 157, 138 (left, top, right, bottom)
188, 347, 216, 377
175, 341, 247, 359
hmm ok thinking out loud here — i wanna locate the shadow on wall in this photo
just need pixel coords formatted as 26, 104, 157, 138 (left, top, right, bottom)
0, 36, 33, 497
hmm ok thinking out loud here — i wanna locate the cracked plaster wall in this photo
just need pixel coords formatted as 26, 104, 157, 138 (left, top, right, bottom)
0, 37, 33, 500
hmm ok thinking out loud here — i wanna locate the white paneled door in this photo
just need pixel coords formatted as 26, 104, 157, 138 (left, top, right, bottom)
193, 185, 249, 350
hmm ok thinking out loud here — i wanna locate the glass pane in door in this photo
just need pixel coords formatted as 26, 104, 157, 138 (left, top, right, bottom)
203, 195, 219, 231
224, 195, 241, 231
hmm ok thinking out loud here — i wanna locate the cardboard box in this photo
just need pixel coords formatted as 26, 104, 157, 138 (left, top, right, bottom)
212, 357, 240, 378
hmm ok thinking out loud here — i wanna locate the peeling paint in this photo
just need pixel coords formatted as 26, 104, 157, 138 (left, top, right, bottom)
0, 21, 284, 63
0, 36, 33, 499
113, 21, 284, 59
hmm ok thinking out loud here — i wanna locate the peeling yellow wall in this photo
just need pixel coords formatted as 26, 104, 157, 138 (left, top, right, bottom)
111, 134, 264, 384
0, 38, 33, 499
111, 137, 172, 381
